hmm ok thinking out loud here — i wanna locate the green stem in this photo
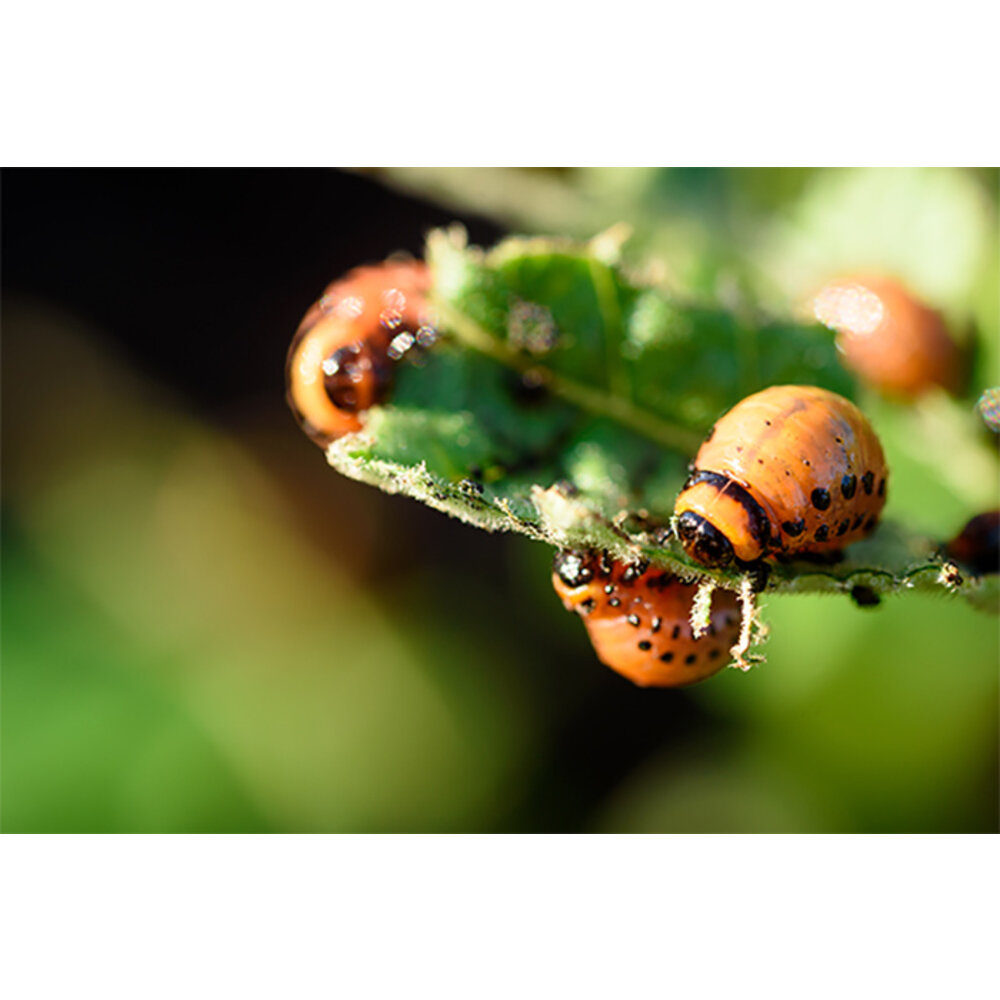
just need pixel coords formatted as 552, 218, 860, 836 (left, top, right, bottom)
588, 257, 629, 401
435, 300, 703, 454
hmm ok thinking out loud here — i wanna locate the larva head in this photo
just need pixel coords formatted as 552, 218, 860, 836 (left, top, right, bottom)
286, 315, 389, 445
286, 260, 432, 448
673, 472, 770, 567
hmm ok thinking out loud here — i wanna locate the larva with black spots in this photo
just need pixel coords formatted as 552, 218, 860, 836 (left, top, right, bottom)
674, 385, 888, 568
552, 551, 742, 688
946, 510, 1000, 576
811, 275, 962, 399
286, 259, 435, 447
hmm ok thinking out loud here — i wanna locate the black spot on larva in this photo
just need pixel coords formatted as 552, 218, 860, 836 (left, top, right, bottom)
803, 459, 811, 467
580, 598, 596, 614
709, 648, 721, 660
671, 624, 681, 639
651, 617, 662, 633
841, 474, 857, 499
878, 477, 886, 497
626, 614, 640, 627
852, 514, 865, 530
608, 597, 621, 608
836, 519, 850, 537
814, 524, 830, 542
604, 584, 615, 595
811, 488, 831, 511
864, 515, 878, 531
638, 640, 652, 651
765, 420, 772, 426
646, 573, 672, 590
659, 652, 674, 663
782, 519, 805, 537
684, 653, 697, 665
850, 585, 881, 608
862, 471, 874, 495
757, 458, 764, 465
598, 551, 614, 576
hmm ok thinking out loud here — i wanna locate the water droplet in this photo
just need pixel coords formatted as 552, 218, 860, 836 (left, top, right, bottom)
416, 324, 439, 348
387, 331, 416, 360
507, 299, 558, 354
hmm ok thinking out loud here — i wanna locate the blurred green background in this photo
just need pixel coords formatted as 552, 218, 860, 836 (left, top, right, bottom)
2, 167, 997, 833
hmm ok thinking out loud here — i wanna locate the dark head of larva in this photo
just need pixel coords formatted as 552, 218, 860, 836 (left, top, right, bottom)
675, 511, 735, 568
673, 470, 771, 564
286, 259, 432, 447
553, 550, 594, 589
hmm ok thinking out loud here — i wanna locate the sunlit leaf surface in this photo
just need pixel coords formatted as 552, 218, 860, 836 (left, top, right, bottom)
325, 229, 998, 611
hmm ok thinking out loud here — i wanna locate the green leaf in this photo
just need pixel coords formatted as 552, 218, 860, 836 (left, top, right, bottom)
323, 228, 998, 615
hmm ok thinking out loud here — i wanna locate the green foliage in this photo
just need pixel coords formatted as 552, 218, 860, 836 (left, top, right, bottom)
326, 227, 998, 613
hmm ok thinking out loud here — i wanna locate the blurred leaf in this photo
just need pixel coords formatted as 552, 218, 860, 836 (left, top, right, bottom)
697, 591, 999, 832
1, 544, 269, 833
758, 168, 996, 314
597, 742, 845, 833
2, 304, 533, 832
324, 229, 998, 611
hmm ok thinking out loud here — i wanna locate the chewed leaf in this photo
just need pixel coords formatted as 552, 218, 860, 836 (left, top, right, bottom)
320, 227, 998, 614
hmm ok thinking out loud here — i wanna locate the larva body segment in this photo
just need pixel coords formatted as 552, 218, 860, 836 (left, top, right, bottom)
675, 385, 888, 567
553, 552, 742, 687
286, 260, 432, 447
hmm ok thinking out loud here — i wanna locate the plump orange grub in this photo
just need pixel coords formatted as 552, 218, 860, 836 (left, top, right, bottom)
286, 259, 432, 447
552, 551, 742, 688
674, 385, 888, 568
811, 275, 962, 399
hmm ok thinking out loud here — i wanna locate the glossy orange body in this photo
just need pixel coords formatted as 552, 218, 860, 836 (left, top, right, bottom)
812, 275, 961, 398
674, 385, 888, 565
286, 260, 432, 447
552, 552, 741, 687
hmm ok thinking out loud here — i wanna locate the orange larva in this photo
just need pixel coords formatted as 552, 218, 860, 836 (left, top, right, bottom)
946, 510, 1000, 576
674, 385, 888, 568
286, 259, 434, 447
811, 275, 962, 399
552, 551, 742, 688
